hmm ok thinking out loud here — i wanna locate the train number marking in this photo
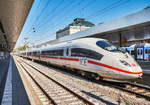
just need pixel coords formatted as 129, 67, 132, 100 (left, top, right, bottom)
79, 58, 87, 66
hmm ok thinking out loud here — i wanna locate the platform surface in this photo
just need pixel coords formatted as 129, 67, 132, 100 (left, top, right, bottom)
0, 57, 10, 104
0, 56, 30, 105
143, 70, 150, 75
138, 61, 150, 75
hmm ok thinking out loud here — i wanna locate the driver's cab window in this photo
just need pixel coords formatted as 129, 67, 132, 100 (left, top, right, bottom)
96, 40, 121, 52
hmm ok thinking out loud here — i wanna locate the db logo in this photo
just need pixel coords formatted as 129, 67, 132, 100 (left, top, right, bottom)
132, 64, 136, 67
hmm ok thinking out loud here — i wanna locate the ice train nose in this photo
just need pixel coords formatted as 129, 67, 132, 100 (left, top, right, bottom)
132, 70, 143, 79
136, 73, 143, 79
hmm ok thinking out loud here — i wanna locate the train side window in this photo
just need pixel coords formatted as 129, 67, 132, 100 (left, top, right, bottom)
33, 51, 37, 55
141, 49, 143, 55
58, 49, 63, 56
71, 48, 103, 60
41, 49, 63, 56
148, 49, 150, 53
145, 49, 148, 54
137, 49, 140, 55
29, 52, 31, 55
131, 51, 135, 55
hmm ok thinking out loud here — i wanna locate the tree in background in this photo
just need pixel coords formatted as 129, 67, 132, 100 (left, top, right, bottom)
14, 45, 29, 51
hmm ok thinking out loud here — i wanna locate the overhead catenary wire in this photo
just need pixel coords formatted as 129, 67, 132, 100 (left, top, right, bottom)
26, 0, 53, 34
34, 0, 53, 27
34, 0, 86, 37
34, 0, 80, 33
34, 0, 65, 31
86, 0, 130, 19
29, 0, 69, 43
29, 0, 131, 45
31, 0, 126, 44
29, 0, 83, 43
31, 0, 85, 43
24, 0, 41, 34
34, 0, 123, 41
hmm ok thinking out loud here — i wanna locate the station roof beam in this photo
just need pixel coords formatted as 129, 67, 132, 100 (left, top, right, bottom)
0, 0, 34, 51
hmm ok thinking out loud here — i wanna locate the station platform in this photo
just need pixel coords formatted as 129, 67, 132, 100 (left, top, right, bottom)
0, 56, 30, 105
138, 60, 150, 75
0, 56, 9, 103
143, 70, 150, 75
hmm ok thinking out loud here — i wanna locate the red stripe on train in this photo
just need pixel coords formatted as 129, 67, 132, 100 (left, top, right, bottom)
40, 56, 79, 61
88, 60, 142, 74
39, 56, 142, 75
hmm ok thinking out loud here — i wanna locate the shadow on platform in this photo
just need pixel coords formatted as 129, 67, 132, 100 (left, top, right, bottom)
0, 57, 10, 104
0, 56, 30, 105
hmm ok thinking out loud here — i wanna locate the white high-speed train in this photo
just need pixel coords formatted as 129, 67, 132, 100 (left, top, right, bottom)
19, 38, 143, 80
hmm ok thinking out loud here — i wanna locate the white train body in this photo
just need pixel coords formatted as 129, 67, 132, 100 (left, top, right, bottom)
20, 38, 143, 80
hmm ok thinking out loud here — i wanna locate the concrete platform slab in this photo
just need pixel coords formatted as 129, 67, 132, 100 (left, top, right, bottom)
1, 56, 30, 105
1, 57, 12, 105
0, 57, 10, 104
11, 57, 30, 105
143, 70, 150, 75
138, 61, 150, 70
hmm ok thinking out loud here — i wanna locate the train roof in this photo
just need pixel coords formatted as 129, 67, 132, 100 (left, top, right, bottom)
20, 38, 106, 53
71, 37, 105, 43
39, 38, 106, 51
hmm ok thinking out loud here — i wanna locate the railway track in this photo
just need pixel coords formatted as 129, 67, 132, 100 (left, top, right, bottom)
35, 59, 150, 102
118, 82, 150, 101
15, 58, 100, 105
15, 56, 150, 104
101, 79, 150, 101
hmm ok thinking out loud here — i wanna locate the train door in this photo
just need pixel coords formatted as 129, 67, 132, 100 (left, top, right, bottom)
143, 48, 145, 60
137, 48, 140, 60
144, 48, 150, 60
137, 48, 144, 60
144, 48, 147, 60
147, 48, 150, 60
64, 47, 71, 67
140, 48, 143, 60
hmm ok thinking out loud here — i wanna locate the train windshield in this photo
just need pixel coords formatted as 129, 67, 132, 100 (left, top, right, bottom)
96, 40, 122, 52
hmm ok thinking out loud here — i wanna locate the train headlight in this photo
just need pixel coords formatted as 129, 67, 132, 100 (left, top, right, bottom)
119, 60, 131, 67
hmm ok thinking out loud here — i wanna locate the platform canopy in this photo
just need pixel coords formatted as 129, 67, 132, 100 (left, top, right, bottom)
59, 7, 150, 45
0, 0, 34, 51
36, 6, 150, 48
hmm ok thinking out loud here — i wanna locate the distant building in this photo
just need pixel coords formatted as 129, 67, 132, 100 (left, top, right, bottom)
56, 18, 95, 39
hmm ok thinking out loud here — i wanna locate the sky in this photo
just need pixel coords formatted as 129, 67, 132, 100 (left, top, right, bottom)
15, 0, 150, 48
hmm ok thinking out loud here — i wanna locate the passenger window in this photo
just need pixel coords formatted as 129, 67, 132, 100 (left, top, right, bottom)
71, 48, 103, 60
41, 49, 63, 56
145, 49, 147, 54
131, 51, 135, 55
148, 49, 150, 53
137, 49, 140, 55
141, 50, 143, 55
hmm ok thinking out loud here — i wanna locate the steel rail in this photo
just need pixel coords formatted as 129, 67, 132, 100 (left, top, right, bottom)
18, 58, 95, 105
17, 59, 57, 105
19, 57, 150, 102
